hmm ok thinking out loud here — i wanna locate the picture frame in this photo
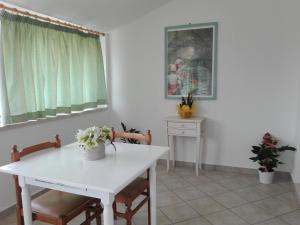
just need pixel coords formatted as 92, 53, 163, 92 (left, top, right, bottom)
165, 22, 218, 100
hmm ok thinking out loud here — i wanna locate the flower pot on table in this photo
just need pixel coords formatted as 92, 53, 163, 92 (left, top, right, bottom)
83, 144, 105, 161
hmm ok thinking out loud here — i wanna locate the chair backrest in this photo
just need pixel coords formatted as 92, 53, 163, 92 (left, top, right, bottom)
111, 128, 152, 145
11, 135, 61, 225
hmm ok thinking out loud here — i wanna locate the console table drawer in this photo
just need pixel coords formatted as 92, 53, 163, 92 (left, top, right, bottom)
167, 122, 196, 129
168, 128, 197, 137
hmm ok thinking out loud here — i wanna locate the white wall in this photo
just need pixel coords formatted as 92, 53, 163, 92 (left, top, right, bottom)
284, 0, 300, 183
109, 0, 300, 172
0, 110, 109, 212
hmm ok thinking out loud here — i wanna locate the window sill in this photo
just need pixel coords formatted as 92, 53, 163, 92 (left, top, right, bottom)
0, 105, 108, 131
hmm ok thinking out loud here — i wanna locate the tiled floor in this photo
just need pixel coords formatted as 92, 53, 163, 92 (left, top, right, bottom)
1, 165, 300, 225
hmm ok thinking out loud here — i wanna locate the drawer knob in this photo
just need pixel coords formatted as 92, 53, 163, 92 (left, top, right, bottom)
181, 131, 185, 134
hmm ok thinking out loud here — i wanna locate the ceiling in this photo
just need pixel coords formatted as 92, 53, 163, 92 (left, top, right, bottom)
2, 0, 172, 31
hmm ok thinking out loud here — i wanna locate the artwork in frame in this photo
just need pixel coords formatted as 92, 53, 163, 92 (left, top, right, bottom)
165, 22, 218, 100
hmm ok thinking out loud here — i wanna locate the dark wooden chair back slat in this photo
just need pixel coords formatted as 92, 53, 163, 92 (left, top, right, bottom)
111, 128, 152, 145
11, 135, 61, 162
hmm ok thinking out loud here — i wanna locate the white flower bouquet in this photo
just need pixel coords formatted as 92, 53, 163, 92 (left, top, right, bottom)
76, 126, 111, 150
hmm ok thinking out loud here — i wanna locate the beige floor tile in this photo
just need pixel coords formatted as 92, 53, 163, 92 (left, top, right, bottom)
160, 203, 199, 223
204, 210, 249, 225
133, 209, 171, 225
0, 212, 17, 225
238, 175, 259, 186
254, 197, 298, 216
173, 167, 196, 177
163, 179, 193, 191
280, 209, 300, 225
157, 182, 169, 193
212, 192, 247, 208
114, 218, 132, 225
218, 177, 250, 190
234, 186, 269, 202
277, 181, 296, 192
174, 216, 211, 225
276, 192, 300, 209
156, 191, 182, 207
183, 175, 213, 186
231, 203, 274, 224
256, 218, 289, 225
158, 173, 181, 182
67, 212, 102, 225
173, 185, 207, 201
256, 183, 287, 196
204, 171, 236, 181
197, 182, 228, 196
187, 196, 225, 215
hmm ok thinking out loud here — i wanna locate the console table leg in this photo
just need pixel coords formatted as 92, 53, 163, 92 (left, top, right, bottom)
196, 142, 199, 176
166, 151, 170, 172
169, 135, 175, 167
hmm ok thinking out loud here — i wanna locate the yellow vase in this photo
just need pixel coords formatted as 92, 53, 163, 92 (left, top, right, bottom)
176, 105, 196, 119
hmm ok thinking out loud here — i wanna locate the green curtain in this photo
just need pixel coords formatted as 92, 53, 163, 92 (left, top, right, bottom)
0, 11, 107, 124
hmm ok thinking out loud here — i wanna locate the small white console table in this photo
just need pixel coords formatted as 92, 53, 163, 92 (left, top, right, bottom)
165, 116, 205, 176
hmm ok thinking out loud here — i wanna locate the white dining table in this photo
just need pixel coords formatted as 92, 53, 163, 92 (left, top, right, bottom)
0, 142, 169, 225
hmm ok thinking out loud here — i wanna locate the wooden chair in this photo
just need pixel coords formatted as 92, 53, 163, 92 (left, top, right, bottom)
111, 128, 152, 225
11, 134, 103, 225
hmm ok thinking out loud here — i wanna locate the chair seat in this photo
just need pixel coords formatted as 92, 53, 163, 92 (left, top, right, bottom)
31, 190, 93, 218
115, 177, 149, 203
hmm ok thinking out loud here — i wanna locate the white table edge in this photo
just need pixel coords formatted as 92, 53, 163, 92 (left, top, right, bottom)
0, 147, 169, 194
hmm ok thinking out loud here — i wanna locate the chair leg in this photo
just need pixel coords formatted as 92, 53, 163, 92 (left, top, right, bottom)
95, 201, 102, 225
113, 202, 117, 220
85, 210, 91, 225
124, 202, 133, 225
18, 214, 24, 225
57, 219, 65, 225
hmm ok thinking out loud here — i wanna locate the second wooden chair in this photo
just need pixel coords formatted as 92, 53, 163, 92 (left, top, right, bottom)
111, 128, 152, 225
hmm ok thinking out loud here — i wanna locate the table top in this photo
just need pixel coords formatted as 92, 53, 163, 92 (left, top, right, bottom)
0, 142, 169, 194
165, 115, 205, 122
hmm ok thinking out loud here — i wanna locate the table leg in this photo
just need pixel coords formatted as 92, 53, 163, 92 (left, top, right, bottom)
169, 135, 175, 167
150, 163, 157, 225
196, 135, 200, 176
166, 150, 170, 172
102, 195, 114, 225
18, 176, 33, 225
196, 122, 202, 176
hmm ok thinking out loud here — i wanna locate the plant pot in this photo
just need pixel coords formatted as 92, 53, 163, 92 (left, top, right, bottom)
179, 111, 193, 119
177, 104, 196, 119
83, 144, 105, 161
258, 170, 274, 184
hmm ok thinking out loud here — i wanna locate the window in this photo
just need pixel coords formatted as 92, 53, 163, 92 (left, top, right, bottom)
0, 11, 108, 125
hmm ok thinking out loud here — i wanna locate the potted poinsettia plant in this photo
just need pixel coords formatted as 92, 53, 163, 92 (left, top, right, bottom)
76, 126, 112, 161
250, 132, 296, 184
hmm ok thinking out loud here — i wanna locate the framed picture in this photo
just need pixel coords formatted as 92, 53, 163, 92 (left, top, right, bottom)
165, 22, 218, 100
